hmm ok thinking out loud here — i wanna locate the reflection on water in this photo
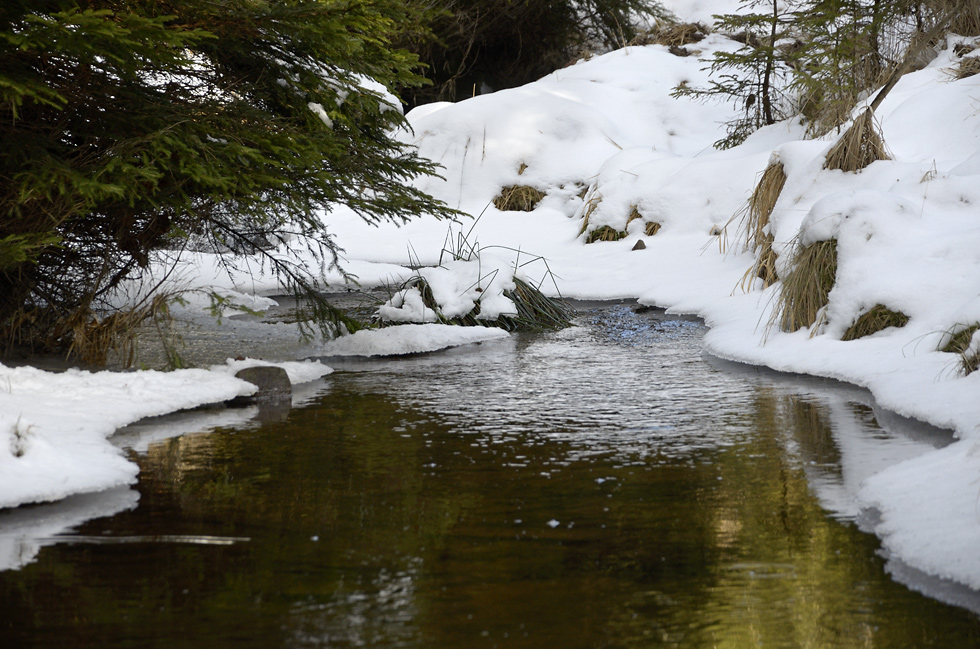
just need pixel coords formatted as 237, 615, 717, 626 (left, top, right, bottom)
0, 302, 977, 648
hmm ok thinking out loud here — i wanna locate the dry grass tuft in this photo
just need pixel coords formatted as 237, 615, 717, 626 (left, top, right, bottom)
941, 322, 980, 375
493, 185, 546, 212
941, 323, 980, 354
949, 2, 980, 36
733, 160, 786, 290
66, 293, 173, 366
750, 233, 780, 288
578, 186, 602, 235
586, 225, 628, 243
626, 205, 644, 229
824, 109, 890, 172
744, 161, 786, 252
954, 42, 977, 57
773, 239, 838, 333
964, 350, 980, 375
955, 56, 980, 78
841, 305, 910, 341
633, 22, 709, 47
645, 221, 662, 236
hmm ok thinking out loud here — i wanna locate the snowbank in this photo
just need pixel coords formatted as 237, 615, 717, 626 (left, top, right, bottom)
0, 358, 332, 510
315, 324, 510, 357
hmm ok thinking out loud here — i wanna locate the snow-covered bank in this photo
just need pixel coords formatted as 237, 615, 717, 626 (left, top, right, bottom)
0, 359, 332, 509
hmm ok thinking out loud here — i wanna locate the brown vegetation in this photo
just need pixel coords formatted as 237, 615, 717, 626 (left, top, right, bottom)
493, 185, 546, 211
841, 305, 910, 340
773, 239, 838, 333
824, 109, 890, 172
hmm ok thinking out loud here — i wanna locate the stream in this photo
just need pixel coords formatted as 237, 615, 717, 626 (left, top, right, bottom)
1, 301, 978, 647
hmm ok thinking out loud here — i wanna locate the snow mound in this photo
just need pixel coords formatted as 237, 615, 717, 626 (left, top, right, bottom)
315, 324, 510, 357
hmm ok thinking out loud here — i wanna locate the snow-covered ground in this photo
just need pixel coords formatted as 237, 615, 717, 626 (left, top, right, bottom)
3, 0, 980, 608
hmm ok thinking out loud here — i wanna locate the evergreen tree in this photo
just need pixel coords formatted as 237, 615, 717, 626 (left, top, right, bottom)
0, 0, 455, 361
672, 0, 797, 148
788, 0, 903, 135
399, 0, 674, 106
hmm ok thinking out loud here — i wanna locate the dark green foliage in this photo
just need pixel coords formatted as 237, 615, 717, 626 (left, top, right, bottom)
788, 0, 907, 135
676, 0, 973, 144
399, 0, 674, 106
0, 0, 456, 360
673, 0, 797, 148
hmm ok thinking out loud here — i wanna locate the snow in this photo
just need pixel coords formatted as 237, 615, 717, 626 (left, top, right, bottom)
210, 357, 334, 386
315, 324, 510, 357
2, 1, 980, 606
0, 364, 249, 508
0, 359, 330, 510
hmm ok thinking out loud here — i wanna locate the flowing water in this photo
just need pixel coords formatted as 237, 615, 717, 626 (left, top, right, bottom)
1, 302, 979, 648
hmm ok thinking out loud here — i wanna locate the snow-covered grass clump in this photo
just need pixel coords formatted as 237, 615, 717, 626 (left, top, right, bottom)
376, 235, 572, 331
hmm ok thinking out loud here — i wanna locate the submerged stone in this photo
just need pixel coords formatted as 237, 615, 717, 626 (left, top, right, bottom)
229, 366, 292, 406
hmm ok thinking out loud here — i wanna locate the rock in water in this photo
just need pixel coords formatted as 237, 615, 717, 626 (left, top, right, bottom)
231, 366, 292, 405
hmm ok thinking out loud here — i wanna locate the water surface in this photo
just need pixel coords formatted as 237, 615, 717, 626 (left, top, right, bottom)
1, 302, 977, 648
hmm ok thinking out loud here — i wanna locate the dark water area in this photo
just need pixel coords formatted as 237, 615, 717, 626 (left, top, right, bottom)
1, 303, 978, 648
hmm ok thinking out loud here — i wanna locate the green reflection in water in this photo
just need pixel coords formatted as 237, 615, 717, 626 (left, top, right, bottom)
1, 380, 979, 648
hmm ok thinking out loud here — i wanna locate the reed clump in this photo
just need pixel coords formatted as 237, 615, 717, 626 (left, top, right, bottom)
737, 160, 786, 289
949, 1, 980, 36
493, 185, 546, 212
841, 304, 910, 341
773, 239, 838, 333
645, 221, 662, 236
745, 161, 786, 251
824, 109, 890, 172
391, 276, 573, 331
69, 293, 178, 367
753, 233, 779, 287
